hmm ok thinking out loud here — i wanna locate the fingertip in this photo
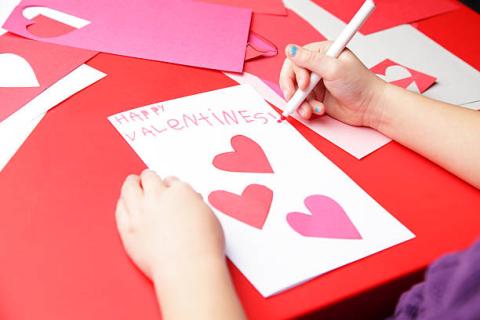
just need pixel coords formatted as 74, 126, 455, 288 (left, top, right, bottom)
280, 82, 293, 100
298, 102, 312, 120
285, 88, 294, 101
164, 176, 180, 187
141, 169, 166, 194
311, 101, 326, 116
285, 44, 298, 58
122, 174, 141, 194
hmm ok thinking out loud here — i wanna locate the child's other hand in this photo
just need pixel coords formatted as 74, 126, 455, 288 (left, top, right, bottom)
115, 170, 225, 281
279, 41, 386, 129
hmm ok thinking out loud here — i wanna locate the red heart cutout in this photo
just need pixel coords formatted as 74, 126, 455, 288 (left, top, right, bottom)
287, 195, 362, 239
208, 184, 273, 229
213, 135, 273, 173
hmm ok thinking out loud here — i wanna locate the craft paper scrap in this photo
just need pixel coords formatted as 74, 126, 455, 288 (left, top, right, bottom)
201, 0, 287, 15
286, 0, 480, 106
108, 85, 414, 296
244, 9, 326, 85
0, 64, 106, 171
245, 31, 278, 61
225, 71, 391, 159
4, 0, 251, 72
312, 0, 459, 34
0, 27, 96, 122
0, 0, 19, 35
370, 59, 436, 94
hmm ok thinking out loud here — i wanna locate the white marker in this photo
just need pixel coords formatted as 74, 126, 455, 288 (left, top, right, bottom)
281, 0, 376, 120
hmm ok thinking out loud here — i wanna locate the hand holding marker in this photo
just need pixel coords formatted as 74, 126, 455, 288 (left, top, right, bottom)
280, 0, 376, 121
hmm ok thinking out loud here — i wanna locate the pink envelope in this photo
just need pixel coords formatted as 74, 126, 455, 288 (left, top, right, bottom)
313, 0, 460, 34
0, 16, 97, 122
3, 0, 252, 72
201, 0, 287, 15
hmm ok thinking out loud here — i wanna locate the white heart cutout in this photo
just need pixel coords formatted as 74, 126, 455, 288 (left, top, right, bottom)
377, 65, 412, 83
0, 53, 40, 88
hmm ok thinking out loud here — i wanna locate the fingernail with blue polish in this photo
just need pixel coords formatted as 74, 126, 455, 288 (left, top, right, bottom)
289, 46, 297, 57
315, 107, 320, 113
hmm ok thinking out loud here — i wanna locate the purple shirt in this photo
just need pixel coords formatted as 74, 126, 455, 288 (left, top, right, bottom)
392, 240, 480, 320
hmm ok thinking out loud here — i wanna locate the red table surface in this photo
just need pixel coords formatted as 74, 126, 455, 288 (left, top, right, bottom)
0, 5, 479, 320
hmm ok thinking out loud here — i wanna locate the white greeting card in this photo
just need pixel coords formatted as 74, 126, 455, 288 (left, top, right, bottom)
108, 85, 414, 297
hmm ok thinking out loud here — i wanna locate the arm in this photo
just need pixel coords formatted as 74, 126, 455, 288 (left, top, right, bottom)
154, 255, 244, 320
375, 84, 480, 189
280, 42, 480, 189
116, 171, 245, 320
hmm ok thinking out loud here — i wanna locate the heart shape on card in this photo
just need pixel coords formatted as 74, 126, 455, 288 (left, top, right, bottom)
0, 53, 39, 88
213, 135, 273, 173
287, 195, 362, 239
209, 184, 273, 229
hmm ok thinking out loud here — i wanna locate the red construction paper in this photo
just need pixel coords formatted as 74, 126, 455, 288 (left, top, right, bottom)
201, 0, 287, 15
4, 0, 252, 72
244, 10, 326, 89
0, 16, 96, 122
287, 195, 362, 239
213, 135, 274, 173
312, 0, 460, 34
370, 59, 436, 93
208, 184, 274, 229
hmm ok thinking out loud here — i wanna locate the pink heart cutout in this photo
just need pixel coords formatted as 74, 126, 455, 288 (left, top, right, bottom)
208, 184, 273, 229
213, 135, 273, 173
287, 195, 362, 239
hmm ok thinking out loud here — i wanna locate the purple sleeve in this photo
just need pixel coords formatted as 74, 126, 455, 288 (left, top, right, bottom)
392, 240, 480, 320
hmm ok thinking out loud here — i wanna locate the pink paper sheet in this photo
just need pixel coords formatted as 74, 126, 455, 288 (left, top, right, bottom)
312, 0, 460, 34
4, 0, 252, 72
201, 0, 287, 15
0, 16, 96, 122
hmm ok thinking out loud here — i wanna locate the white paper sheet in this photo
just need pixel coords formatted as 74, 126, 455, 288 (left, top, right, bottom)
0, 64, 106, 171
108, 85, 414, 297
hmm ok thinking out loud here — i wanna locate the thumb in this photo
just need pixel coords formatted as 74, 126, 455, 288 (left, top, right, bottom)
286, 44, 339, 80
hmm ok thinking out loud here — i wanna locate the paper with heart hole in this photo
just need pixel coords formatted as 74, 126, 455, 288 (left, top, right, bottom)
3, 0, 251, 72
370, 59, 436, 94
108, 84, 414, 297
0, 18, 96, 122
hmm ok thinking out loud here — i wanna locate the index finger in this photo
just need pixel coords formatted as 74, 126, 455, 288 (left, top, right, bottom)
279, 58, 296, 100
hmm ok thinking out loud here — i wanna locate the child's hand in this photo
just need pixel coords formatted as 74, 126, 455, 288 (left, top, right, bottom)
279, 41, 386, 129
115, 170, 225, 281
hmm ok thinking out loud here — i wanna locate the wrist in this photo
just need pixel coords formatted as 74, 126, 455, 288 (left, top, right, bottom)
361, 77, 390, 131
152, 255, 238, 320
152, 253, 228, 291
